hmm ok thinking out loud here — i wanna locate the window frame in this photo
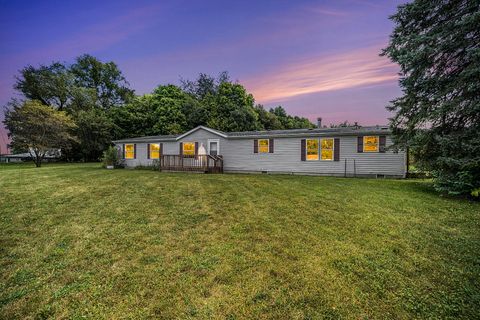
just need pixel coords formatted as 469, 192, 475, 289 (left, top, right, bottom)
125, 143, 135, 159
150, 143, 160, 159
306, 139, 319, 161
258, 139, 269, 154
320, 138, 334, 161
183, 141, 195, 156
208, 139, 220, 156
363, 136, 379, 153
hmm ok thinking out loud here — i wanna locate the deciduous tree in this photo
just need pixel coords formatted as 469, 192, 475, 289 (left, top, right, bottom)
73, 109, 113, 162
71, 54, 134, 109
3, 100, 77, 167
15, 63, 73, 110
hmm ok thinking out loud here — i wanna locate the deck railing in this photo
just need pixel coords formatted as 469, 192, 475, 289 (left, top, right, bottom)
157, 154, 223, 173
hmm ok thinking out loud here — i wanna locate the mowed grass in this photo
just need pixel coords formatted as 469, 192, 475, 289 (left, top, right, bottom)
0, 163, 479, 319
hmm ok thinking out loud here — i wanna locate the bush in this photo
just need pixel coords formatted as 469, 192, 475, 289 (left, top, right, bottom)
134, 160, 160, 171
134, 165, 156, 171
101, 146, 119, 168
471, 188, 480, 199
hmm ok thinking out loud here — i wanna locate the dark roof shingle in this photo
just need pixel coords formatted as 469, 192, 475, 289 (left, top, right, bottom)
113, 125, 390, 143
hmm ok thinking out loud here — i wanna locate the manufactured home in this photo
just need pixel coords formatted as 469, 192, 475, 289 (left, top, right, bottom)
113, 125, 406, 178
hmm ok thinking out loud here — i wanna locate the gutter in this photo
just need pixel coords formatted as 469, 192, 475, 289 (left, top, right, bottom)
226, 130, 391, 139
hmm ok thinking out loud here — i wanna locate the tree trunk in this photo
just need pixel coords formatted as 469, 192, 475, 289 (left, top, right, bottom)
35, 156, 42, 167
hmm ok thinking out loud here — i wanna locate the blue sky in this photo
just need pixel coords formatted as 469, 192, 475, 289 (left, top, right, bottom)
0, 0, 405, 153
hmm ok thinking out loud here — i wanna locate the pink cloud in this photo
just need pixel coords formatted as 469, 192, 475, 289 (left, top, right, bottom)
243, 44, 398, 103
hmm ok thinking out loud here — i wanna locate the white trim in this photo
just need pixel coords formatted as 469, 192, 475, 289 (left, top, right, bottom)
176, 126, 227, 140
208, 139, 220, 156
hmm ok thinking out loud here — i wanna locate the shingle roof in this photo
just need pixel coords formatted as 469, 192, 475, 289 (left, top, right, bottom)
113, 134, 178, 143
112, 125, 390, 143
226, 126, 390, 138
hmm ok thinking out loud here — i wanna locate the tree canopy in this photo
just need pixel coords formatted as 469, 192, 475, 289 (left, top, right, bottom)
382, 0, 480, 196
15, 63, 73, 110
70, 54, 135, 109
5, 56, 314, 163
109, 73, 314, 139
3, 100, 77, 167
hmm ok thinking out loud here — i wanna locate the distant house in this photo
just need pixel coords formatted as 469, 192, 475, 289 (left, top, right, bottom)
0, 149, 62, 163
0, 154, 24, 163
113, 125, 406, 178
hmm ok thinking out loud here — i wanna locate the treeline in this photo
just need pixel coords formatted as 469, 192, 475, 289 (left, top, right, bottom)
6, 55, 314, 161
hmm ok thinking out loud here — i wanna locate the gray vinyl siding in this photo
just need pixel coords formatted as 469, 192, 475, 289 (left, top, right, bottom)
177, 130, 228, 151
116, 129, 227, 167
117, 141, 176, 167
222, 136, 405, 177
116, 128, 406, 177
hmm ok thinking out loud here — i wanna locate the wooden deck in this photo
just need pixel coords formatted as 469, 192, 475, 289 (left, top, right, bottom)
157, 154, 223, 173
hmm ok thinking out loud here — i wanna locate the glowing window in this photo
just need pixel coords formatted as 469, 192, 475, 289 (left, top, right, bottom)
150, 143, 160, 159
125, 144, 135, 159
321, 138, 334, 160
363, 136, 379, 152
183, 142, 195, 156
306, 139, 319, 161
258, 139, 269, 153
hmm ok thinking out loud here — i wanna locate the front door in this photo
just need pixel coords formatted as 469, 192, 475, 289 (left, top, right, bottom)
208, 140, 219, 156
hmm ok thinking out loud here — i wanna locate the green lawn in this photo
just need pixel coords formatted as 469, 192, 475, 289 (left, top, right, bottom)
1, 163, 479, 319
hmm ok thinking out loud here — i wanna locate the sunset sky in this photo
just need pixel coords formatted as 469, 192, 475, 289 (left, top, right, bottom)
0, 0, 404, 154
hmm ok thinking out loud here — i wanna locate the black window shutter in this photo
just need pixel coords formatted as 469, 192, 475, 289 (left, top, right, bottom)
159, 143, 163, 158
179, 142, 183, 155
134, 144, 137, 159
301, 139, 306, 161
357, 137, 363, 153
147, 143, 150, 159
194, 142, 199, 156
379, 136, 386, 153
122, 144, 125, 159
253, 139, 258, 153
334, 138, 340, 161
269, 139, 274, 153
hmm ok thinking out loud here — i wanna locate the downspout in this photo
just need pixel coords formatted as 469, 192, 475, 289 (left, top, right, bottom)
405, 146, 409, 178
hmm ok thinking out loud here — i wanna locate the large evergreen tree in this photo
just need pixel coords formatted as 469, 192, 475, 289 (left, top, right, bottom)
382, 0, 480, 196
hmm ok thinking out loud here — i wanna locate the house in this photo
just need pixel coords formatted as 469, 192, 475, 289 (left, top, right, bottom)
0, 154, 24, 163
113, 125, 406, 178
0, 149, 62, 163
